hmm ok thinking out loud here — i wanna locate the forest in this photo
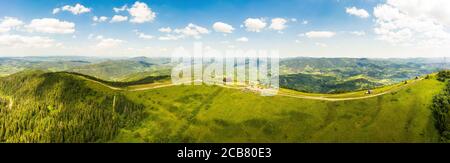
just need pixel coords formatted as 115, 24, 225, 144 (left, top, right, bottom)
0, 71, 146, 142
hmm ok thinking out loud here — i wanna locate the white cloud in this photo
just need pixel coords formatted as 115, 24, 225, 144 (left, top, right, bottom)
134, 30, 153, 40
350, 31, 366, 36
0, 34, 61, 48
236, 37, 249, 42
387, 0, 450, 26
113, 5, 128, 13
244, 18, 266, 32
0, 17, 24, 33
52, 8, 61, 14
291, 18, 297, 22
158, 27, 172, 33
128, 1, 156, 23
174, 23, 210, 39
26, 18, 75, 34
158, 24, 210, 40
269, 18, 288, 31
93, 16, 108, 23
305, 31, 336, 38
110, 15, 128, 23
158, 34, 182, 41
213, 22, 234, 33
302, 20, 309, 25
346, 7, 370, 18
54, 3, 91, 15
96, 37, 124, 48
373, 0, 450, 47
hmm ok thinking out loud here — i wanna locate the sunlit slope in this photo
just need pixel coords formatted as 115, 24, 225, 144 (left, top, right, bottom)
113, 78, 444, 143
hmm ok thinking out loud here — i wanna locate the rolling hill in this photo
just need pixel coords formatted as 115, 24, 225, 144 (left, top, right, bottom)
0, 71, 447, 142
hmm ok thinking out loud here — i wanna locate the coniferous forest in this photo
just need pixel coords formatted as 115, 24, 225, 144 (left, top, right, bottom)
0, 71, 145, 142
431, 71, 450, 141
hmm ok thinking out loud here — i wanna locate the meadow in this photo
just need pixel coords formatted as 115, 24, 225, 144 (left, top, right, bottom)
112, 76, 444, 142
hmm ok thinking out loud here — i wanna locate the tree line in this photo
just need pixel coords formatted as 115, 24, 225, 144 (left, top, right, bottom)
431, 70, 450, 142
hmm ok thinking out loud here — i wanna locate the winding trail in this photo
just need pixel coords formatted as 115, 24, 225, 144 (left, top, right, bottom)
73, 73, 420, 101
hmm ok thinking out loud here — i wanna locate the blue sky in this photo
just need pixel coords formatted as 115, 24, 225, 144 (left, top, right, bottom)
0, 0, 449, 58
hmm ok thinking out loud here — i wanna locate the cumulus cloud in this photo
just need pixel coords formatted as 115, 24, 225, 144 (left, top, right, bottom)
113, 5, 128, 13
213, 22, 234, 33
25, 18, 75, 34
53, 3, 91, 15
157, 24, 208, 40
95, 37, 124, 48
93, 16, 108, 23
158, 27, 172, 33
346, 7, 370, 18
134, 30, 153, 40
110, 15, 128, 23
373, 0, 450, 47
269, 18, 288, 31
128, 1, 156, 23
0, 34, 61, 48
0, 17, 24, 33
236, 37, 249, 42
305, 31, 336, 38
173, 23, 210, 39
244, 18, 266, 32
52, 8, 61, 15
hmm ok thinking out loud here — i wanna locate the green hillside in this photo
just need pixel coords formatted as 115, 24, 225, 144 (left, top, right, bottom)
0, 71, 145, 142
0, 71, 446, 143
0, 71, 444, 142
113, 77, 444, 143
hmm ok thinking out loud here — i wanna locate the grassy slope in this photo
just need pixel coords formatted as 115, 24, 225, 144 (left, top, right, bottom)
112, 77, 444, 143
